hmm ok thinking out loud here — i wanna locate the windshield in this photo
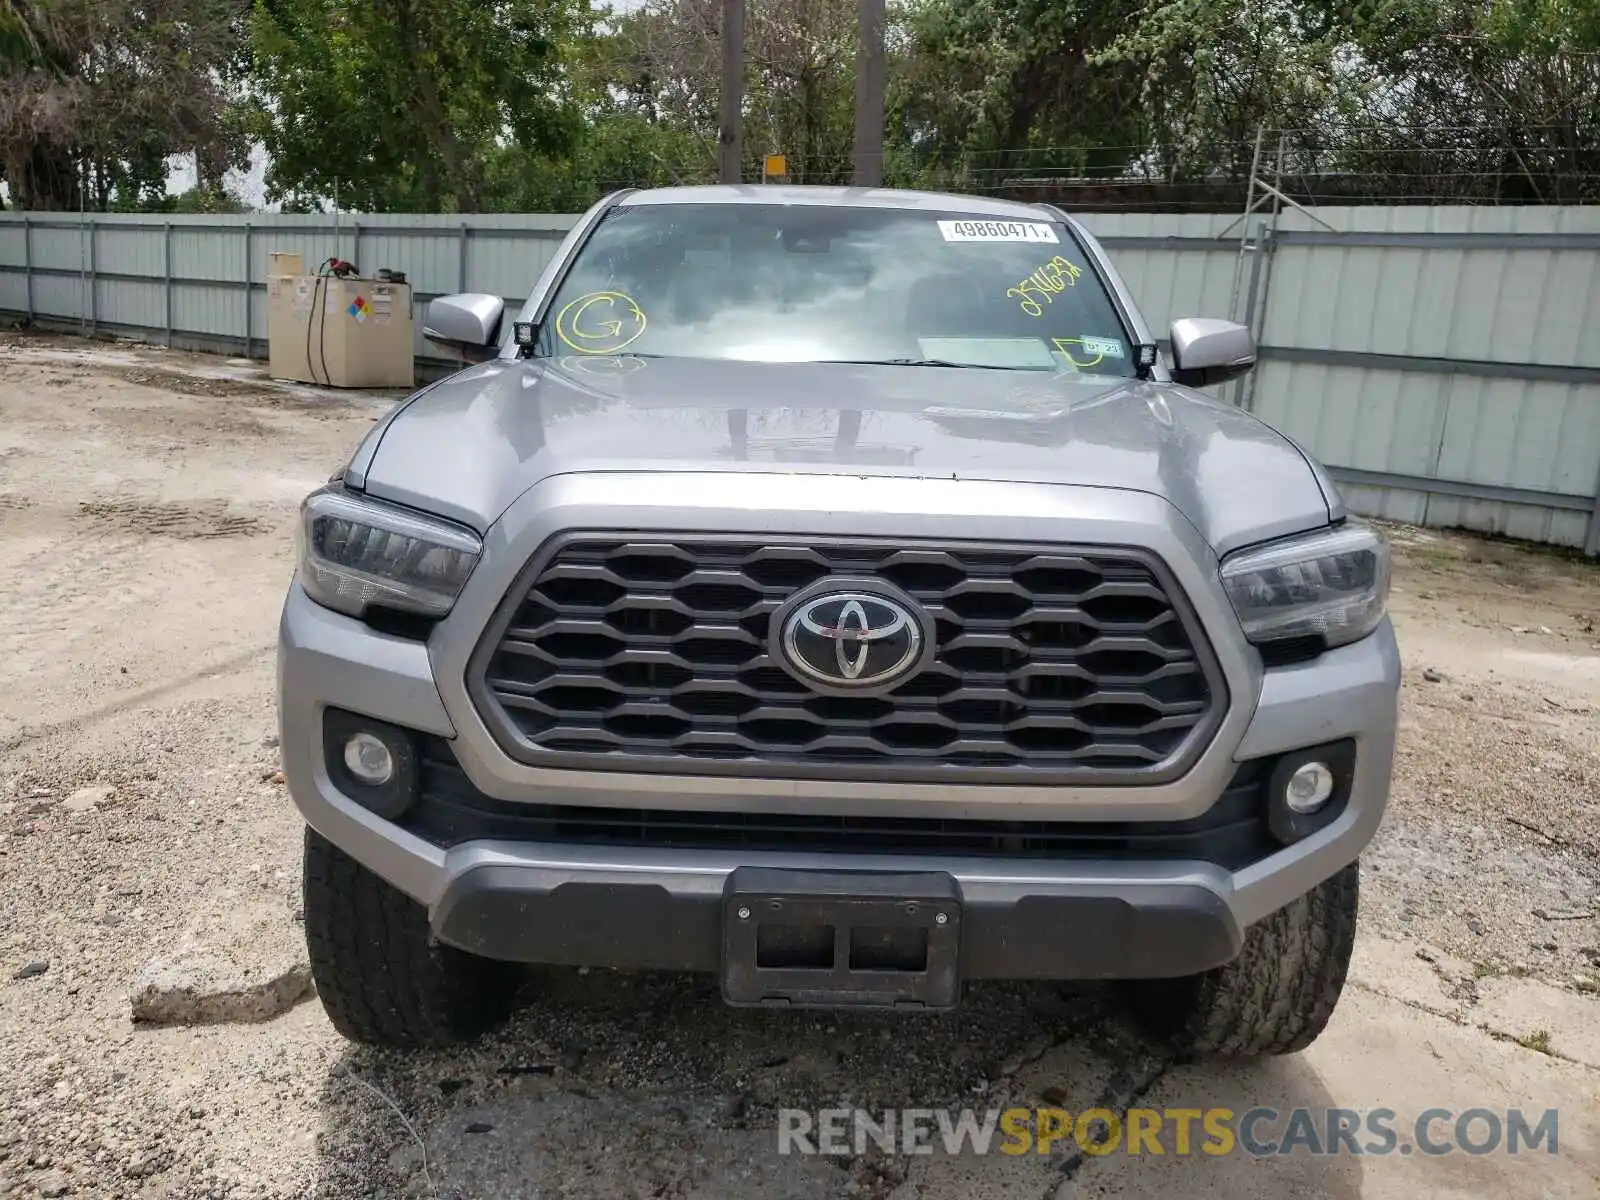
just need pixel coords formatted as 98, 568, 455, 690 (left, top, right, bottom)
531, 202, 1139, 377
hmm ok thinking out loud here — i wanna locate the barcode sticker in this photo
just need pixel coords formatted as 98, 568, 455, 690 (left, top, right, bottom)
938, 220, 1059, 243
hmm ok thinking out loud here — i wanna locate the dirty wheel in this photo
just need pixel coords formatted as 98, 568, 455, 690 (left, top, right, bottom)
302, 827, 519, 1048
1126, 862, 1360, 1058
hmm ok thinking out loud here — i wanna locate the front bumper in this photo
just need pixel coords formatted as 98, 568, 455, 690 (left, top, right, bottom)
280, 471, 1400, 981
279, 606, 1399, 983
430, 852, 1243, 981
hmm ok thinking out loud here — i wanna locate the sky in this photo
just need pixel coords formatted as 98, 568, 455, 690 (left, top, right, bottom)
167, 145, 274, 210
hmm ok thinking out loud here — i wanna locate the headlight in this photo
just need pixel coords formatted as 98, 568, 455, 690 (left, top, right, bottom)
1220, 521, 1390, 650
297, 488, 480, 619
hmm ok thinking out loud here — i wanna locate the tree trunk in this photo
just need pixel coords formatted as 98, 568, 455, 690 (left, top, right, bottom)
1001, 58, 1050, 152
852, 0, 885, 186
414, 68, 479, 212
17, 144, 81, 211
801, 64, 820, 182
392, 0, 478, 211
719, 0, 745, 182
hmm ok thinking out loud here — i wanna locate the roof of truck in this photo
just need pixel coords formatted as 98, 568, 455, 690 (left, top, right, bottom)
617, 184, 1056, 220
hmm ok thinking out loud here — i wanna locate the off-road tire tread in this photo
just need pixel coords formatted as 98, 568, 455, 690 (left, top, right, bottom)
303, 828, 518, 1048
1131, 862, 1360, 1058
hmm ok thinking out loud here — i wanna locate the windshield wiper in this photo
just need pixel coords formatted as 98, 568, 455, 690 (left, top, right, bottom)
814, 357, 1037, 370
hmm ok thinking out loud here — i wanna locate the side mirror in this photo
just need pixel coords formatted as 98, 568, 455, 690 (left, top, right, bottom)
1169, 317, 1256, 388
423, 293, 505, 360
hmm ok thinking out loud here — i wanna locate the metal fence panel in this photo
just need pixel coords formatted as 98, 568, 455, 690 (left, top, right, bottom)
1267, 239, 1600, 369
1, 205, 1597, 553
98, 276, 163, 329
1091, 243, 1237, 335
31, 272, 86, 323
1250, 361, 1448, 480
1434, 377, 1600, 496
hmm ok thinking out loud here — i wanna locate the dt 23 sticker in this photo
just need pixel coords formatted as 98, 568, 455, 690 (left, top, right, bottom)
1053, 336, 1126, 368
1008, 256, 1083, 316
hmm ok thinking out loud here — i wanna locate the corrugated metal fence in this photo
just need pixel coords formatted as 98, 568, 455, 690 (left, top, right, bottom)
2, 205, 1598, 553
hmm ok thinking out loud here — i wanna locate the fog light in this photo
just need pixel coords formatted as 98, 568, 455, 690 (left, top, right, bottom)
343, 732, 395, 785
1265, 741, 1355, 846
323, 709, 418, 821
1284, 761, 1335, 814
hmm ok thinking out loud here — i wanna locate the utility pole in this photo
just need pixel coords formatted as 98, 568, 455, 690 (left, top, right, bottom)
852, 0, 886, 186
719, 0, 745, 184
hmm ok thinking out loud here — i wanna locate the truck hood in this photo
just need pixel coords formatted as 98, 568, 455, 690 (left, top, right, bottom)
352, 356, 1336, 556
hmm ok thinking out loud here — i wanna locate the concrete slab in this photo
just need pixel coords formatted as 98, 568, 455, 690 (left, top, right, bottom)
1059, 988, 1600, 1200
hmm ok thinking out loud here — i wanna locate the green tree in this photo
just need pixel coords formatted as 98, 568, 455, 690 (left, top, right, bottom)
1087, 2, 1369, 177
889, 0, 1153, 192
0, 1, 247, 210
1098, 0, 1599, 201
596, 0, 865, 183
487, 111, 710, 210
486, 2, 720, 208
247, 0, 589, 212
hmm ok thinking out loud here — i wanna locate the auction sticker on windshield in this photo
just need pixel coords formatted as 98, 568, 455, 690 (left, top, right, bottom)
938, 220, 1059, 243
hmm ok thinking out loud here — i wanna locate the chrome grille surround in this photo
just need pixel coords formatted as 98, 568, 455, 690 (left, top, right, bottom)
468, 533, 1228, 785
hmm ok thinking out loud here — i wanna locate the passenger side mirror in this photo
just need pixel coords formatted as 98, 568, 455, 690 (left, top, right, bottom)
1169, 318, 1256, 388
424, 293, 505, 361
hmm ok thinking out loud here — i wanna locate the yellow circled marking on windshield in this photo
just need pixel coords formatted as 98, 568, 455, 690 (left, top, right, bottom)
555, 291, 648, 354
1052, 337, 1104, 369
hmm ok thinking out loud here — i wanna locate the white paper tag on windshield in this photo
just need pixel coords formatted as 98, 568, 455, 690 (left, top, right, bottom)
937, 219, 1058, 244
1078, 336, 1126, 359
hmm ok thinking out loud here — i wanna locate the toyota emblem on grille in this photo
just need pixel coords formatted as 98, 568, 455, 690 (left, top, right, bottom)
774, 586, 928, 692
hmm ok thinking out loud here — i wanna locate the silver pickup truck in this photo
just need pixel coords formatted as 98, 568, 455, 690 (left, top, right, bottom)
278, 185, 1398, 1057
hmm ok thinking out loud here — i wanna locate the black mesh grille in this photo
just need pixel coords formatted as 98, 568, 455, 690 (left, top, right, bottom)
472, 536, 1222, 781
404, 737, 1274, 869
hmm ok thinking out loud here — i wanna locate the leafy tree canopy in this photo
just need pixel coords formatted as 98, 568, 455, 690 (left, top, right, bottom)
246, 0, 589, 212
1, 0, 1596, 211
1, 0, 248, 210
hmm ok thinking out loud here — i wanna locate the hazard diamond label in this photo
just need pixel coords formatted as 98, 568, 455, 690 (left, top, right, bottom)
348, 295, 371, 322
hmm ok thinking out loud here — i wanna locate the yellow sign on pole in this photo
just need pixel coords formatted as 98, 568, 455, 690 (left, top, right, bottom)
763, 154, 788, 181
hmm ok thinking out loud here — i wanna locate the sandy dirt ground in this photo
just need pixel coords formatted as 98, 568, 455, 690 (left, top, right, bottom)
0, 331, 1597, 1200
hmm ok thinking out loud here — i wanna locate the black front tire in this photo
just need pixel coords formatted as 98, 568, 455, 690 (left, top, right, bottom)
1126, 862, 1360, 1058
302, 827, 520, 1048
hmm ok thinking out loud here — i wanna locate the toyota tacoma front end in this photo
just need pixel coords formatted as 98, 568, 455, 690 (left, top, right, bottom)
278, 186, 1399, 1055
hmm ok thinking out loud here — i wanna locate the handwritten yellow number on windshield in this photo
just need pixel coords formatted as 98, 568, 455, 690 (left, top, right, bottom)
555, 291, 648, 354
1008, 257, 1083, 317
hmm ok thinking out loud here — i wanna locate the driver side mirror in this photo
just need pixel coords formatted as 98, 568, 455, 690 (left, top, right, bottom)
1169, 317, 1256, 388
424, 293, 505, 362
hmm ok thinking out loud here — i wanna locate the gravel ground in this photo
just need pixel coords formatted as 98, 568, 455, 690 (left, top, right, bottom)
1365, 526, 1600, 985
0, 331, 1596, 1199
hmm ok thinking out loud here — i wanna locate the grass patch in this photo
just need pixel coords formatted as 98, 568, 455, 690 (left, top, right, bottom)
1403, 544, 1460, 569
1514, 1029, 1553, 1055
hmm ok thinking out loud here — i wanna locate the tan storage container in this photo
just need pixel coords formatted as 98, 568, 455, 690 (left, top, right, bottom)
267, 251, 304, 277
266, 271, 414, 389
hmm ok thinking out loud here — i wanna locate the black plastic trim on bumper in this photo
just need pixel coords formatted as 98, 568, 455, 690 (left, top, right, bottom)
428, 865, 1244, 982
402, 735, 1287, 870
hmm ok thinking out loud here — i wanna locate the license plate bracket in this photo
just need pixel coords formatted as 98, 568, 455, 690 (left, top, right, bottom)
721, 868, 962, 1010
